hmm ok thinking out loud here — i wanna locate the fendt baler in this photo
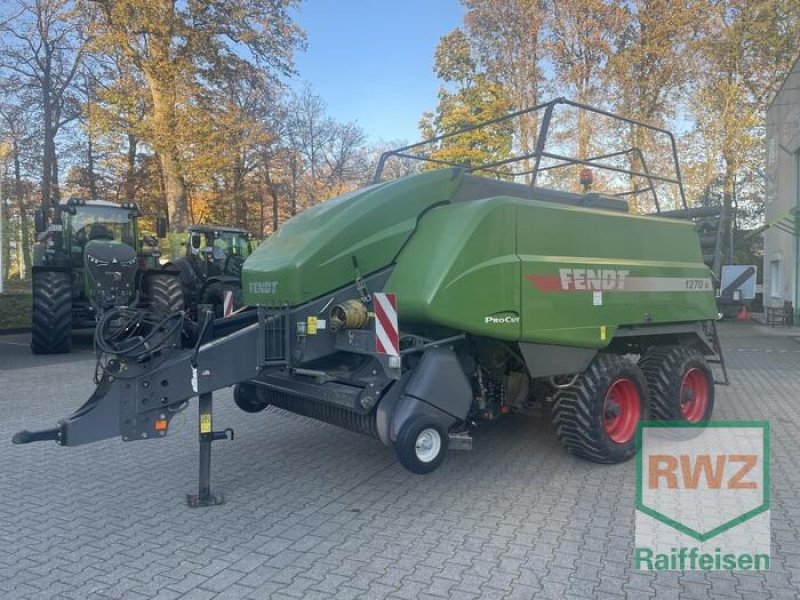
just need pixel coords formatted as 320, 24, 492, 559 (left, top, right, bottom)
14, 99, 726, 503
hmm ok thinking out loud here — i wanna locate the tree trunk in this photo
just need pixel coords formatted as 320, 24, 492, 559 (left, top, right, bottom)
260, 151, 280, 234
147, 75, 189, 232
87, 133, 97, 199
290, 154, 298, 216
271, 189, 279, 234
716, 155, 737, 279
13, 140, 31, 278
233, 156, 247, 227
51, 151, 61, 204
41, 88, 53, 215
125, 133, 137, 202
1, 166, 8, 281
259, 189, 264, 238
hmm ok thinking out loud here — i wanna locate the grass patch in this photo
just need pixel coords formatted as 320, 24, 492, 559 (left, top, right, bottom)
0, 279, 31, 330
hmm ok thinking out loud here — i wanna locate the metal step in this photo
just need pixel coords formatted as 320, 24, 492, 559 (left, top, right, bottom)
448, 431, 473, 451
708, 320, 729, 386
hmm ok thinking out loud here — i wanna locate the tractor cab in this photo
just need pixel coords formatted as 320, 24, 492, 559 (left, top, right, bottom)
186, 225, 254, 279
64, 199, 140, 264
66, 200, 143, 310
165, 225, 254, 317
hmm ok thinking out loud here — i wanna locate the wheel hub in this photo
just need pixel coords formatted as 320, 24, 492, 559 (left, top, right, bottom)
680, 368, 709, 422
415, 428, 442, 463
602, 378, 641, 444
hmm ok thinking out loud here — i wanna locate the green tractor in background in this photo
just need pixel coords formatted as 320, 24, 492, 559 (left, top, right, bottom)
164, 225, 255, 318
31, 197, 184, 354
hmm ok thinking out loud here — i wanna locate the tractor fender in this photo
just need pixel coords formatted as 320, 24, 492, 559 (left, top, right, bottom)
139, 267, 186, 287
199, 275, 240, 299
375, 347, 472, 445
32, 264, 71, 273
164, 257, 199, 289
32, 243, 46, 267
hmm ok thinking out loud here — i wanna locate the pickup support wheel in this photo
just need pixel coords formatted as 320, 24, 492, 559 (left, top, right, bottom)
639, 346, 715, 423
551, 354, 650, 463
395, 416, 448, 474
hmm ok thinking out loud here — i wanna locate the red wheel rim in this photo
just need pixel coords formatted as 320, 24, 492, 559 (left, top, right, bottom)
602, 378, 641, 444
680, 367, 709, 422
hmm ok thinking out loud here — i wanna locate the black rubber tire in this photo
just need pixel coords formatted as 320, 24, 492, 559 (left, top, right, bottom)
31, 270, 73, 354
146, 274, 185, 315
233, 383, 269, 413
395, 416, 448, 475
639, 345, 715, 423
202, 283, 243, 318
551, 354, 650, 464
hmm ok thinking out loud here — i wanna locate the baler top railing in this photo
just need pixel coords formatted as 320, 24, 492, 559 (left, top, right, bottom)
373, 97, 688, 214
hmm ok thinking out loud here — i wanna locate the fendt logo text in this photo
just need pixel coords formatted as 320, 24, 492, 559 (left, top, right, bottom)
635, 422, 770, 571
249, 281, 279, 294
559, 268, 629, 291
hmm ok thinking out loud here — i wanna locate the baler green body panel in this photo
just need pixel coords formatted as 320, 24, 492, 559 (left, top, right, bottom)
384, 199, 522, 340
386, 197, 716, 346
514, 202, 717, 347
242, 169, 461, 306
242, 168, 717, 348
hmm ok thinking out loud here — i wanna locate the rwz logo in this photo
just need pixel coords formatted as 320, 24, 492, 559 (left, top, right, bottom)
648, 454, 758, 490
635, 422, 770, 570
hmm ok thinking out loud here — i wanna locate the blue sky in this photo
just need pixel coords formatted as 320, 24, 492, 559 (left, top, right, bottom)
291, 0, 465, 144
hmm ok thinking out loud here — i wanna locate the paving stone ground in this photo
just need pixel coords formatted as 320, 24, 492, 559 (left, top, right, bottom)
1, 321, 798, 599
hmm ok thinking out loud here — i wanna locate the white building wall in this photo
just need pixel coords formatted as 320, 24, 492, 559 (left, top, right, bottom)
765, 56, 800, 312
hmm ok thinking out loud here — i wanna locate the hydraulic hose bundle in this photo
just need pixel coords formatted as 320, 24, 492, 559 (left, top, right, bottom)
93, 306, 185, 382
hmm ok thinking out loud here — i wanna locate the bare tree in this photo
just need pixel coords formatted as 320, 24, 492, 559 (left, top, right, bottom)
0, 96, 41, 278
0, 0, 87, 215
285, 86, 367, 208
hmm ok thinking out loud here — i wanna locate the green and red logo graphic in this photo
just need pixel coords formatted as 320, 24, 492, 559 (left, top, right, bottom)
634, 422, 770, 571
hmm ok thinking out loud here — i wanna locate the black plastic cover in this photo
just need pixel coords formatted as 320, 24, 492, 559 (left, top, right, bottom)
403, 347, 472, 420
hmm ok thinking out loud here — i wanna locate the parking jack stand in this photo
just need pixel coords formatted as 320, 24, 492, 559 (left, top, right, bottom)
186, 393, 234, 508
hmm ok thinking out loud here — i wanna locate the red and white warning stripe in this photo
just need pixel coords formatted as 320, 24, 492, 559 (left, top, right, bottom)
374, 292, 399, 356
223, 290, 234, 317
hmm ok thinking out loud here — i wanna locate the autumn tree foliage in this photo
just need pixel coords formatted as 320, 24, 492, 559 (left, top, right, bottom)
0, 0, 381, 278
1, 0, 799, 279
685, 0, 800, 272
463, 0, 545, 168
87, 0, 304, 232
419, 29, 513, 171
424, 0, 800, 260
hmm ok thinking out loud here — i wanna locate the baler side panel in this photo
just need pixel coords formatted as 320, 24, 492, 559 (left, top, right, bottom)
517, 201, 718, 347
386, 199, 521, 340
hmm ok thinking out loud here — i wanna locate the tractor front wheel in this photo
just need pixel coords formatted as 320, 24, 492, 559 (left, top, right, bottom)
639, 346, 714, 423
146, 274, 185, 315
31, 270, 72, 354
551, 354, 649, 463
